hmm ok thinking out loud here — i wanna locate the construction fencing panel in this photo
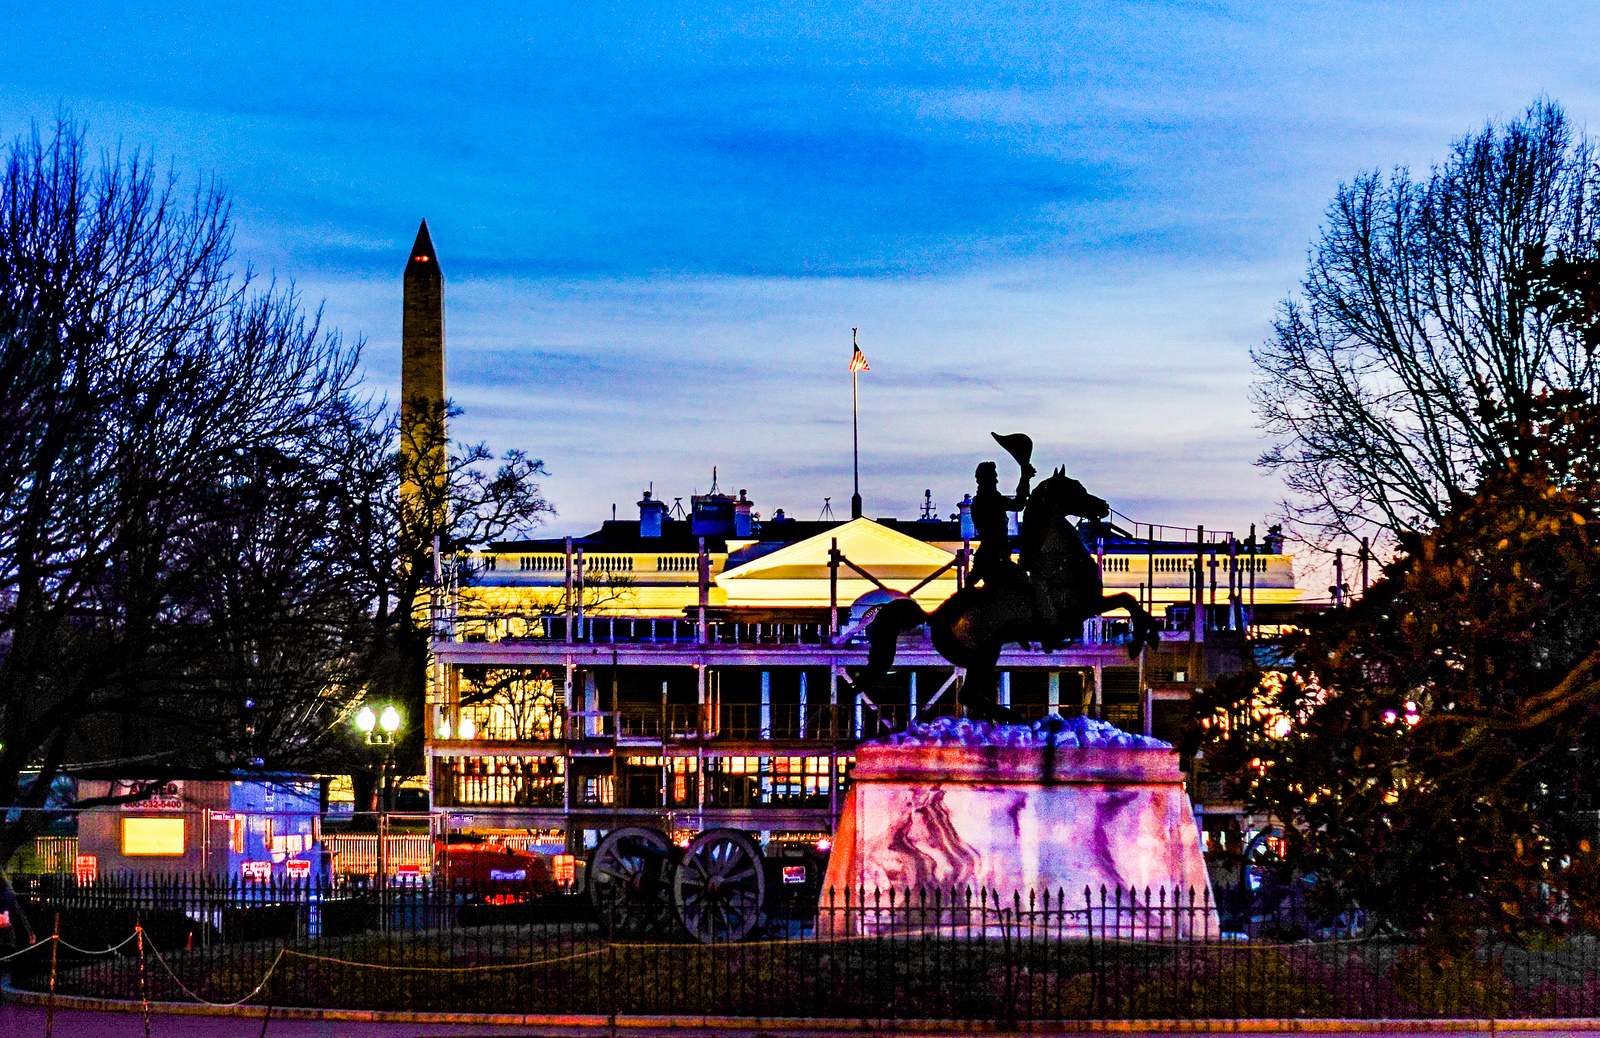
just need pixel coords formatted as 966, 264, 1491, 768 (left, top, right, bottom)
319, 834, 435, 876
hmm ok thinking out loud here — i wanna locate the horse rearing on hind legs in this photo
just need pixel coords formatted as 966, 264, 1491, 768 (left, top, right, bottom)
859, 469, 1162, 725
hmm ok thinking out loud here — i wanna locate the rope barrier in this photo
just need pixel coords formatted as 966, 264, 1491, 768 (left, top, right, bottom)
1, 919, 1391, 972
139, 933, 288, 1008
53, 931, 143, 956
273, 924, 969, 972
281, 946, 605, 972
0, 928, 142, 962
4, 909, 1474, 1015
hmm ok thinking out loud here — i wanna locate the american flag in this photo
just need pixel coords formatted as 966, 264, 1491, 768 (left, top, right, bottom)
849, 345, 870, 372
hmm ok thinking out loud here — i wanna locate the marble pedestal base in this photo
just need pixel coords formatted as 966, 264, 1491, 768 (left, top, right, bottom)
820, 717, 1215, 937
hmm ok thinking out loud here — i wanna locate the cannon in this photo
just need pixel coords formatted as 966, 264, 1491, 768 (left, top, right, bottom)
585, 826, 822, 943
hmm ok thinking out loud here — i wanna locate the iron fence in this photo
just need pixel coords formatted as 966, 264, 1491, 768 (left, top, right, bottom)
5, 875, 1598, 1021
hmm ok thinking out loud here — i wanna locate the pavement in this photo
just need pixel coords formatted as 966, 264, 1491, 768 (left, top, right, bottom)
0, 1005, 581, 1036
6, 1002, 1600, 1038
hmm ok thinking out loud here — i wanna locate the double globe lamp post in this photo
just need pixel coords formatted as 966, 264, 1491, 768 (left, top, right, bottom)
354, 703, 402, 888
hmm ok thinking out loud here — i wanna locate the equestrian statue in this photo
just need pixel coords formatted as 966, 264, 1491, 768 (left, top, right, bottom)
858, 432, 1162, 725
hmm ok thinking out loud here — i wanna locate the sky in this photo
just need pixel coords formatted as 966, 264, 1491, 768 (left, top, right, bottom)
4, 3, 1600, 549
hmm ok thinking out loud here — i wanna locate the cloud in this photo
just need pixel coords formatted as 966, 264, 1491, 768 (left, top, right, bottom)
7, 0, 1600, 543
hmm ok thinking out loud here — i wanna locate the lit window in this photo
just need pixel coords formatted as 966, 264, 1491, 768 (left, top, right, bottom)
122, 817, 185, 856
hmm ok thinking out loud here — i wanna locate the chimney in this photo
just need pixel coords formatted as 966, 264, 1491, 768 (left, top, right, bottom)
734, 489, 754, 538
638, 490, 668, 539
958, 493, 975, 541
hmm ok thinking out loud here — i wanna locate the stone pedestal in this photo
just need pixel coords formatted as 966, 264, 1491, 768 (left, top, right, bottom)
820, 716, 1215, 937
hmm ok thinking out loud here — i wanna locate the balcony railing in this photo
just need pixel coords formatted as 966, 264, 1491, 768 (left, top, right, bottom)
438, 612, 1217, 649
440, 700, 1113, 748
446, 614, 831, 646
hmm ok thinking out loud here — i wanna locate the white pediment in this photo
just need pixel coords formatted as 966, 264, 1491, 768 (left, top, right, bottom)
716, 518, 955, 585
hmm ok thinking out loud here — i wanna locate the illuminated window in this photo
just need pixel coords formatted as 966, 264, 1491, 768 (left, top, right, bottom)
581, 776, 614, 805
122, 817, 185, 856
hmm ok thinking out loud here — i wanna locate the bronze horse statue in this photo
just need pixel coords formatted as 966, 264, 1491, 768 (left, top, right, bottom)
858, 468, 1162, 724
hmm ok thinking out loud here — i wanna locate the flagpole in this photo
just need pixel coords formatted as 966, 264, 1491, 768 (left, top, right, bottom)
851, 328, 862, 519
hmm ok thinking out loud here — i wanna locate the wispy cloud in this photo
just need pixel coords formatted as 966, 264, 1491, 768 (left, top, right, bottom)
5, 1, 1600, 535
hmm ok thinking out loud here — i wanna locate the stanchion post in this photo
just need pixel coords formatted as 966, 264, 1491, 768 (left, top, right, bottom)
137, 916, 151, 1038
44, 912, 59, 1038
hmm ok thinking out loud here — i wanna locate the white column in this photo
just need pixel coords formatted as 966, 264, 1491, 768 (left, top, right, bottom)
1048, 671, 1060, 715
562, 656, 575, 739
798, 671, 809, 738
760, 670, 772, 740
908, 671, 918, 721
584, 670, 599, 737
1000, 671, 1011, 709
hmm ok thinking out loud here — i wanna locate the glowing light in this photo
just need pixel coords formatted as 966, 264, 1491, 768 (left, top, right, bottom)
815, 836, 833, 853
458, 716, 476, 740
122, 817, 185, 856
1382, 710, 1398, 725
437, 720, 451, 740
380, 706, 401, 734
355, 706, 376, 733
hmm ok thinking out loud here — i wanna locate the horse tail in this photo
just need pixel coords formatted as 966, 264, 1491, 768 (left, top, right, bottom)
864, 596, 931, 675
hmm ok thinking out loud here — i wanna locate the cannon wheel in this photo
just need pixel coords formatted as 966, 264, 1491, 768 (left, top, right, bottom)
588, 826, 674, 936
674, 828, 766, 943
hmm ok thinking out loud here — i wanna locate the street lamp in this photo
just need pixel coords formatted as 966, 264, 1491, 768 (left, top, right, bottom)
354, 702, 402, 751
354, 705, 404, 808
354, 701, 404, 891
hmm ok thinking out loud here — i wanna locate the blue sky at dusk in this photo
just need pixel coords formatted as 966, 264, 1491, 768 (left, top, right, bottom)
5, 3, 1600, 542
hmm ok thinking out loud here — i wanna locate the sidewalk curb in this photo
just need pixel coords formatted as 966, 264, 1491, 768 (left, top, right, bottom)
6, 988, 1600, 1034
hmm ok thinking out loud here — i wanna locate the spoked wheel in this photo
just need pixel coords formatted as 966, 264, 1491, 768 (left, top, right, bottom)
587, 826, 675, 936
674, 828, 766, 943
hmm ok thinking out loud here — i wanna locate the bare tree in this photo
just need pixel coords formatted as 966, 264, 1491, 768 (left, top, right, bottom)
0, 120, 372, 865
339, 400, 552, 808
0, 120, 556, 866
1254, 100, 1600, 544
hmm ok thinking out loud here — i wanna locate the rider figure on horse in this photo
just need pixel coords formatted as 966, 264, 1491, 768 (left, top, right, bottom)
859, 433, 1162, 723
970, 435, 1066, 647
968, 448, 1034, 591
